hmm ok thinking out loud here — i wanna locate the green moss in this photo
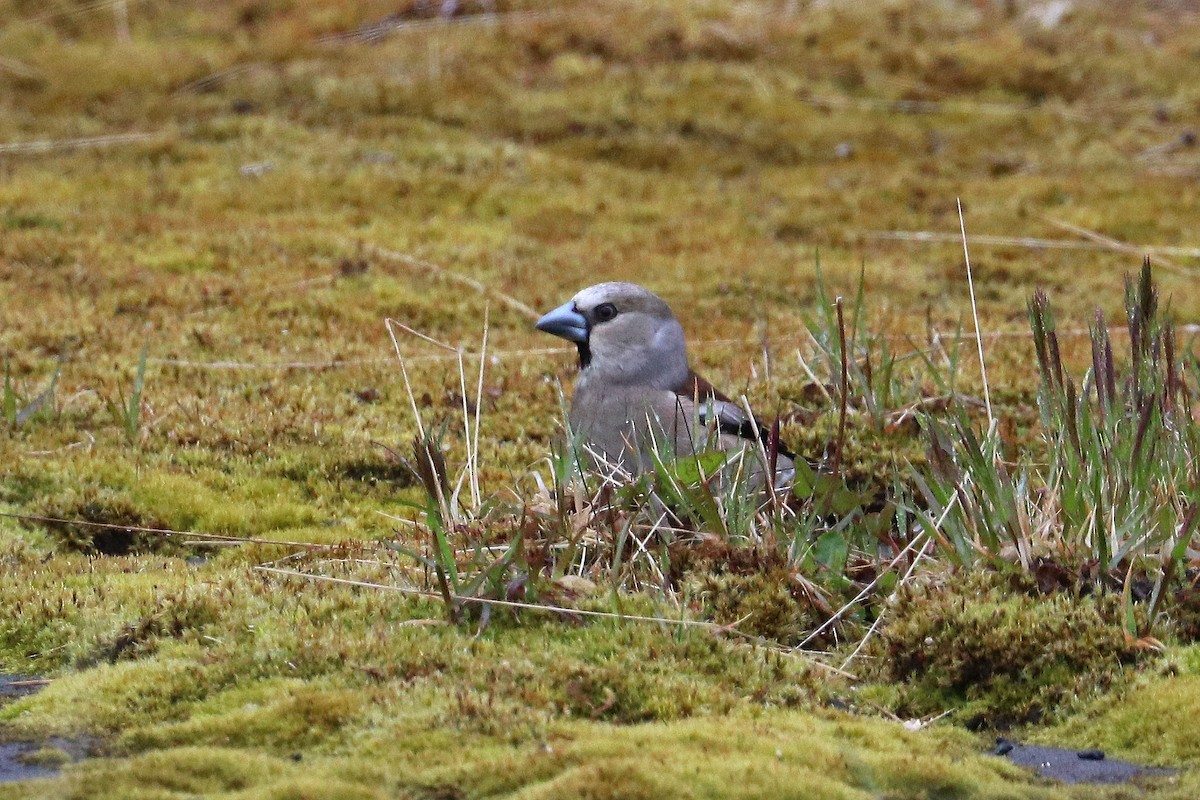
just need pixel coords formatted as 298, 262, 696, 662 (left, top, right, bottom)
119, 681, 367, 753
674, 542, 855, 649
15, 745, 71, 768
1162, 588, 1200, 644
3, 714, 1074, 800
59, 747, 295, 799
868, 571, 1143, 727
1034, 651, 1200, 769
686, 566, 830, 647
3, 1, 1200, 796
1, 210, 62, 232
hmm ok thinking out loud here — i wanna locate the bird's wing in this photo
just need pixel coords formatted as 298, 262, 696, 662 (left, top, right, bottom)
672, 370, 796, 460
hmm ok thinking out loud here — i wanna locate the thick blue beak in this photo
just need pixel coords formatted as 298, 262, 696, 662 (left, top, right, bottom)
535, 301, 589, 343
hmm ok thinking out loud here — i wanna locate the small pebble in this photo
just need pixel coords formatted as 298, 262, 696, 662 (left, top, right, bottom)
239, 161, 274, 177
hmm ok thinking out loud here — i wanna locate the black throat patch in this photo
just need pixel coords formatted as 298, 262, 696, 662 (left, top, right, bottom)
575, 341, 592, 369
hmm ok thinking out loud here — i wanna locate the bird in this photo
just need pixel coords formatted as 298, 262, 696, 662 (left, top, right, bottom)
535, 281, 795, 489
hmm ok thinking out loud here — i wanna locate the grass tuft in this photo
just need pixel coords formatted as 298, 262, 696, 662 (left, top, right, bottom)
916, 262, 1200, 639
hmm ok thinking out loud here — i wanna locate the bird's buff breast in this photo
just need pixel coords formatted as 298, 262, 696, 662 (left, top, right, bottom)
569, 380, 714, 473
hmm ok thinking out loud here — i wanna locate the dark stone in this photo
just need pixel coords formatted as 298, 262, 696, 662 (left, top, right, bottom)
0, 743, 60, 784
0, 737, 94, 784
0, 675, 46, 702
992, 741, 1175, 785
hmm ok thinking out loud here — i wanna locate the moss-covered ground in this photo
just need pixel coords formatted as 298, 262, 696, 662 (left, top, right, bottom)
3, 0, 1200, 796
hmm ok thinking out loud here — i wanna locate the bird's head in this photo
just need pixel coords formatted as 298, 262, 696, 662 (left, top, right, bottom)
536, 282, 689, 389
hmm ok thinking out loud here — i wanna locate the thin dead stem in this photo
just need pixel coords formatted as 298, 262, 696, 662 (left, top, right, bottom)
838, 533, 932, 672
149, 320, 1200, 373
831, 297, 849, 479
1042, 216, 1196, 277
316, 9, 559, 45
0, 512, 341, 550
385, 318, 428, 440
863, 229, 1200, 262
471, 306, 489, 507
959, 199, 994, 430
257, 565, 725, 629
0, 132, 163, 155
348, 239, 540, 321
794, 510, 945, 652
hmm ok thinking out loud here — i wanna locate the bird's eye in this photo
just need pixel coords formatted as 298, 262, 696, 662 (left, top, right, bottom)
594, 303, 618, 322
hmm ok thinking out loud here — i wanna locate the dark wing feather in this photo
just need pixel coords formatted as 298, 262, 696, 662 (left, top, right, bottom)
673, 370, 797, 460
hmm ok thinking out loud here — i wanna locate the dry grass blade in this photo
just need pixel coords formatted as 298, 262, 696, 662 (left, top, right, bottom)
470, 306, 489, 507
171, 63, 258, 96
385, 318, 427, 440
384, 313, 489, 509
23, 431, 96, 457
147, 320, 1182, 373
316, 9, 560, 45
863, 229, 1200, 259
795, 526, 939, 651
0, 56, 41, 80
838, 534, 933, 672
385, 321, 460, 354
1042, 216, 1199, 277
349, 239, 540, 321
0, 132, 163, 155
256, 565, 725, 629
26, 0, 125, 23
959, 199, 994, 430
147, 356, 392, 370
795, 346, 834, 404
0, 512, 341, 550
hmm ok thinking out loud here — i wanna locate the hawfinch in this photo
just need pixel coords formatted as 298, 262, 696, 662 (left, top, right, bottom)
536, 282, 795, 488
